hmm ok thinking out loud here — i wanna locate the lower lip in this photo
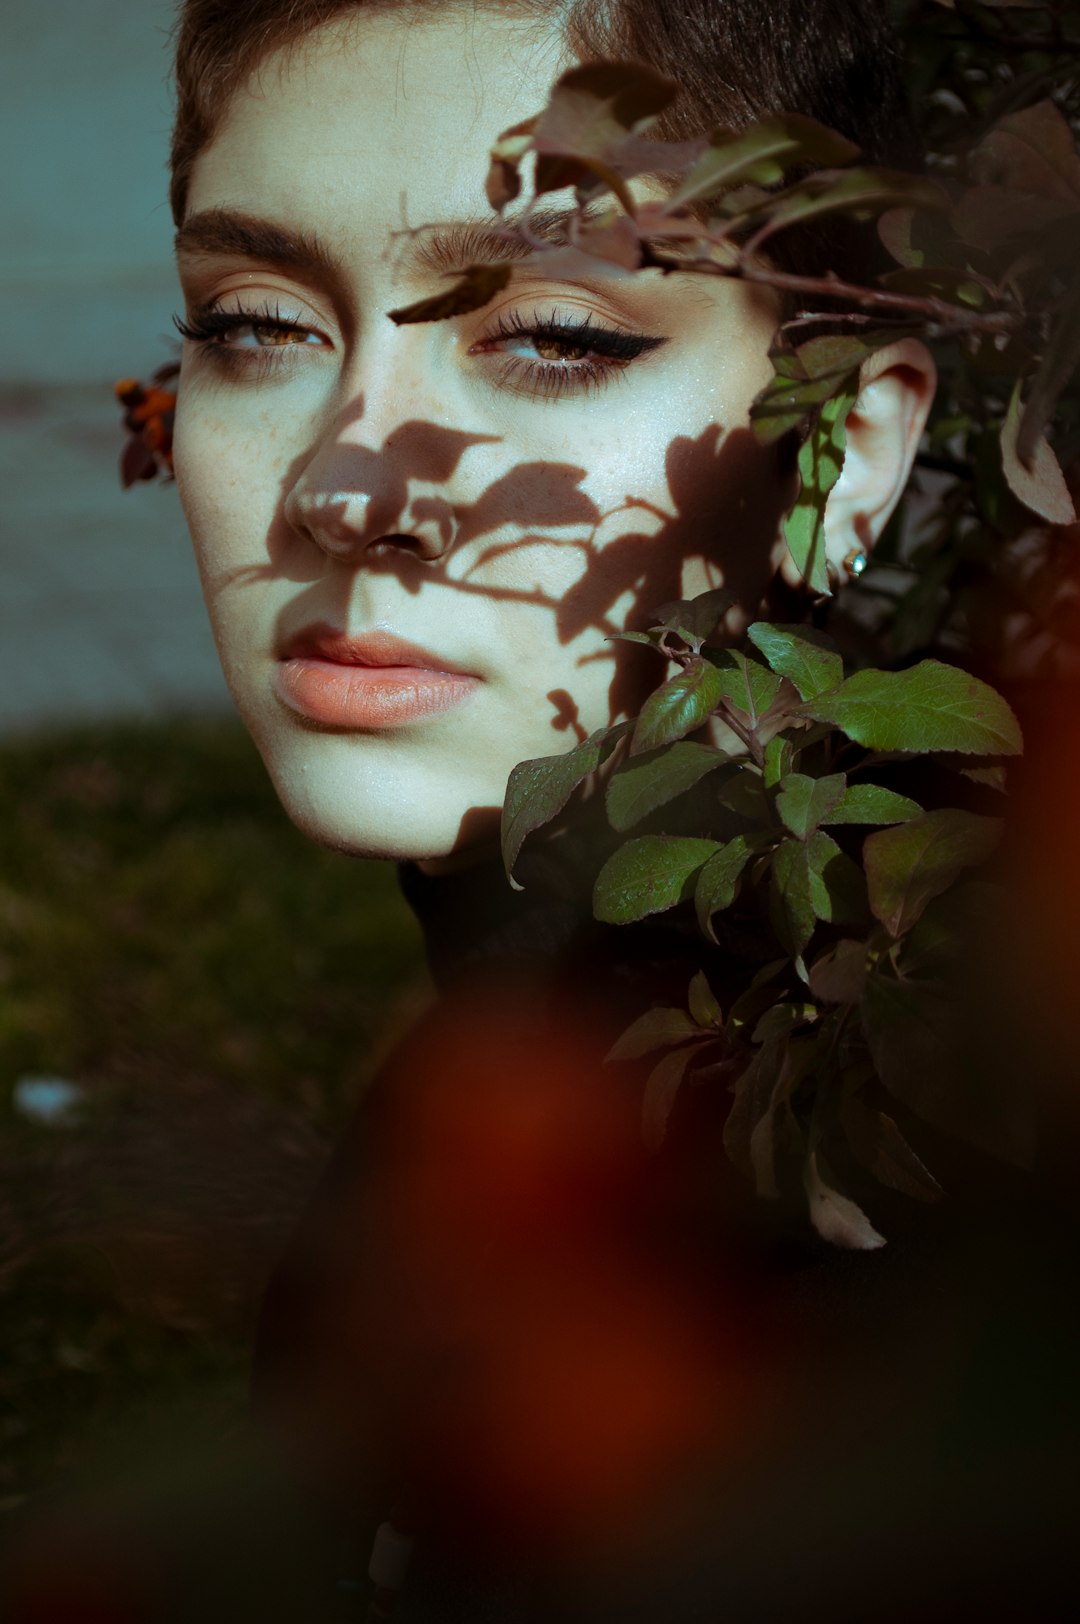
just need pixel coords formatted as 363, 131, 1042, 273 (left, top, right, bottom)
273, 658, 480, 729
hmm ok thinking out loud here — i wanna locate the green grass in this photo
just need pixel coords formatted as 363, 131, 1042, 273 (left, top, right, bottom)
0, 717, 425, 1513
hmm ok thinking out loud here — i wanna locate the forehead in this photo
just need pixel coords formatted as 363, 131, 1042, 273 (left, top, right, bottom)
185, 8, 569, 229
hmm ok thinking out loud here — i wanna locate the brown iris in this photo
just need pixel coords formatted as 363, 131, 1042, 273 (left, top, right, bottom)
534, 337, 588, 362
253, 323, 310, 346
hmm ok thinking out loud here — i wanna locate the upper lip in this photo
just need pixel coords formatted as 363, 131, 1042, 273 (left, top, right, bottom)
281, 623, 476, 674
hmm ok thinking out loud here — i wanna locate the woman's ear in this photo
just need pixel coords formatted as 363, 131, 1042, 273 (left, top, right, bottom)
777, 338, 937, 589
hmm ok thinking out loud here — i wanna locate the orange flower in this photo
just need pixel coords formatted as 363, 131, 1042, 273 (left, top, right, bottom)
114, 364, 179, 487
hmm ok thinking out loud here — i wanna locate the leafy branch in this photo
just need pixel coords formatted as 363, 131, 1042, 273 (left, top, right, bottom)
501, 597, 1030, 1246
395, 5, 1076, 1245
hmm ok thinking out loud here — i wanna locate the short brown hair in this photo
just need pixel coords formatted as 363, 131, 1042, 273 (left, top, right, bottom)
170, 0, 915, 236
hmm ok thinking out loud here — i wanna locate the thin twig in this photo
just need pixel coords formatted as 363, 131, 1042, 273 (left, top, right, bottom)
644, 250, 1020, 337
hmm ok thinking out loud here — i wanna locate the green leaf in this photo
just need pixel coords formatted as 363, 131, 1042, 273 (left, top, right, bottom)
860, 973, 1036, 1166
486, 116, 536, 211
819, 849, 869, 928
643, 1044, 701, 1150
630, 658, 723, 755
804, 1151, 886, 1249
723, 1040, 784, 1173
752, 369, 854, 441
752, 168, 947, 245
502, 723, 625, 882
747, 622, 844, 700
753, 328, 915, 425
776, 772, 847, 839
1000, 377, 1077, 527
864, 809, 1003, 938
839, 1096, 942, 1202
668, 113, 859, 208
763, 734, 794, 789
606, 1005, 703, 1061
390, 264, 512, 325
783, 387, 857, 595
951, 183, 1073, 254
751, 332, 902, 443
769, 830, 841, 959
823, 783, 921, 825
803, 661, 1023, 756
753, 1001, 816, 1043
694, 833, 764, 939
687, 969, 723, 1029
715, 768, 769, 823
879, 265, 989, 306
877, 206, 921, 268
769, 840, 816, 961
1016, 274, 1080, 474
745, 1039, 814, 1198
808, 938, 867, 1004
538, 60, 677, 146
593, 834, 720, 924
941, 759, 1007, 793
771, 335, 879, 384
970, 99, 1080, 204
606, 740, 727, 831
609, 629, 666, 649
727, 963, 787, 1037
648, 587, 733, 645
529, 61, 679, 207
713, 650, 784, 723
898, 882, 1003, 981
566, 209, 645, 270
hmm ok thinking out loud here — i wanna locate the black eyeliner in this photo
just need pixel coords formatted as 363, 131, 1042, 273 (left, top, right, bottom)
173, 302, 299, 343
485, 307, 666, 363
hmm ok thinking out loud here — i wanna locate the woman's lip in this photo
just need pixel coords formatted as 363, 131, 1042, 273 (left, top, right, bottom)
281, 625, 475, 675
273, 657, 481, 729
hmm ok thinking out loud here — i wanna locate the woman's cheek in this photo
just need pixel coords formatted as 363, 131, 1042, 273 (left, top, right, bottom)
175, 404, 275, 571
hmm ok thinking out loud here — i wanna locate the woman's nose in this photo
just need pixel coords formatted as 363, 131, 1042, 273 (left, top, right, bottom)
284, 417, 496, 564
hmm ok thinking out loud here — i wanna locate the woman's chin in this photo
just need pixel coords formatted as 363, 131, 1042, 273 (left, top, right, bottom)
262, 758, 503, 867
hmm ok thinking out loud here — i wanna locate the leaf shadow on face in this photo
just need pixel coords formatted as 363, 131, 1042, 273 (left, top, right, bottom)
219, 397, 790, 736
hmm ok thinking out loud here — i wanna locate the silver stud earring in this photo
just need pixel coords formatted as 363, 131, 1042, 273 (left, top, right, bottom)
842, 548, 868, 581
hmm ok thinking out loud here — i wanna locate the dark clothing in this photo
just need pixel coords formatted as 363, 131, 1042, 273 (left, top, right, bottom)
249, 857, 1080, 1623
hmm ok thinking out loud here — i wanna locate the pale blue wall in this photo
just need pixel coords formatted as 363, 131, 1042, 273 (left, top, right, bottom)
1, 0, 181, 383
0, 1, 232, 729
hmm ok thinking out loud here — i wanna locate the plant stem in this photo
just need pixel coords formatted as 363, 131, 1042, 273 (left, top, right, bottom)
643, 247, 1019, 337
716, 700, 765, 766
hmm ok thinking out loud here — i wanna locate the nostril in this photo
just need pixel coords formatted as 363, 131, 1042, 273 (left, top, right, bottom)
366, 534, 432, 558
285, 483, 455, 562
409, 495, 456, 550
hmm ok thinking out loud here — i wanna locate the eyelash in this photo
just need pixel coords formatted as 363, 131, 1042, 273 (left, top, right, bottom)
173, 304, 318, 382
173, 301, 665, 399
471, 308, 665, 400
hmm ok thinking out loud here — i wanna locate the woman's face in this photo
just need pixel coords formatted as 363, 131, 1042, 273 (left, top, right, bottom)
173, 7, 785, 863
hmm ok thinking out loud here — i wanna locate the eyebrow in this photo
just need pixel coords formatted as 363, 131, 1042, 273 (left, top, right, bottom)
175, 208, 345, 283
175, 205, 588, 285
409, 209, 579, 275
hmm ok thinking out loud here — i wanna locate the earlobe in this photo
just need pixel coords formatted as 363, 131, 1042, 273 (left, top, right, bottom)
775, 339, 936, 591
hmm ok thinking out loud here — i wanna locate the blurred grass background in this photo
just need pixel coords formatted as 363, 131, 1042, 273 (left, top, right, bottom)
0, 717, 425, 1516
1, 0, 431, 1533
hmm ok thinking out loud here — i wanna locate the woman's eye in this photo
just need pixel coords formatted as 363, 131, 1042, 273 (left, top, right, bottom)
506, 332, 592, 364
470, 313, 665, 400
228, 321, 322, 349
174, 307, 328, 367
